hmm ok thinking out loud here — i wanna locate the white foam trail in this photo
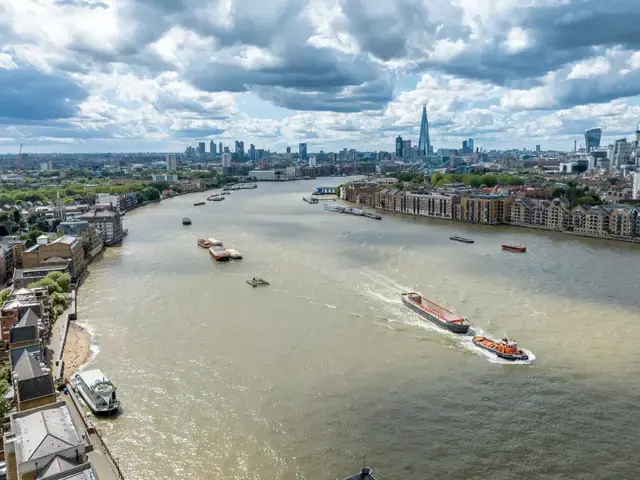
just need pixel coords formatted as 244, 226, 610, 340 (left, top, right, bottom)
324, 304, 337, 309
358, 271, 535, 365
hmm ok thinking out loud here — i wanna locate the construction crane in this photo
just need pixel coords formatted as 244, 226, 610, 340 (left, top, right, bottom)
16, 143, 22, 173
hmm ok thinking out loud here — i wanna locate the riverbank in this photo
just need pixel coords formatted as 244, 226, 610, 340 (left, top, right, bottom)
62, 322, 92, 379
342, 199, 640, 245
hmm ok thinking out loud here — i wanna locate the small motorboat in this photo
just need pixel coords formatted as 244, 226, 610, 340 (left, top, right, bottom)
502, 244, 526, 253
363, 212, 382, 220
212, 196, 225, 202
450, 236, 474, 244
344, 467, 375, 480
247, 277, 269, 287
207, 237, 223, 247
193, 201, 206, 206
209, 246, 230, 262
197, 238, 211, 248
473, 336, 529, 361
182, 217, 192, 226
225, 248, 243, 259
303, 197, 319, 204
220, 191, 230, 195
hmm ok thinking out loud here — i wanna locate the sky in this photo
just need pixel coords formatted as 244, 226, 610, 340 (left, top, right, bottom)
1, 0, 640, 154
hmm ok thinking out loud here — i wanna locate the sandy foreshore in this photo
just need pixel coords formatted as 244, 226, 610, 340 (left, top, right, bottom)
62, 323, 92, 379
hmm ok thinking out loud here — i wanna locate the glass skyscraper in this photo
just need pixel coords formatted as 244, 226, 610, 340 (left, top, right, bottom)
299, 143, 308, 159
418, 105, 430, 156
584, 128, 602, 153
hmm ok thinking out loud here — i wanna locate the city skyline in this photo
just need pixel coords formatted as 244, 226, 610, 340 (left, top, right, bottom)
1, 1, 640, 154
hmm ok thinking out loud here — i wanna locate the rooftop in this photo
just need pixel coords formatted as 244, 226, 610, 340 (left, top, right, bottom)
11, 402, 83, 464
43, 257, 71, 264
36, 461, 97, 480
14, 350, 46, 380
16, 308, 40, 328
52, 235, 78, 246
78, 209, 118, 219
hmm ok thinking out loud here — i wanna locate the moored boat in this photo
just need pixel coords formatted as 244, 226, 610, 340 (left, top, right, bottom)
212, 196, 225, 201
324, 204, 344, 212
401, 292, 470, 334
502, 244, 526, 253
209, 246, 230, 261
207, 237, 223, 247
69, 369, 120, 415
343, 207, 364, 216
182, 217, 192, 225
225, 248, 243, 259
193, 201, 205, 206
303, 196, 319, 204
473, 336, 529, 361
197, 238, 211, 248
363, 212, 382, 220
450, 236, 474, 244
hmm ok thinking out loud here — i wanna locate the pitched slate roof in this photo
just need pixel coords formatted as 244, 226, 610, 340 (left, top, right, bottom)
16, 308, 40, 328
14, 350, 45, 380
36, 455, 77, 479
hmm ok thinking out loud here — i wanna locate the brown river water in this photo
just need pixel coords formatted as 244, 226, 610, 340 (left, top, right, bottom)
77, 178, 640, 480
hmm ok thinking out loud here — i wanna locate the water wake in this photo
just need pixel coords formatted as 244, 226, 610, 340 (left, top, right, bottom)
357, 271, 535, 365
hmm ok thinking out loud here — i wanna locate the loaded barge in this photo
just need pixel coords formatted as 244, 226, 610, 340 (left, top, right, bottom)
450, 236, 474, 244
401, 292, 470, 334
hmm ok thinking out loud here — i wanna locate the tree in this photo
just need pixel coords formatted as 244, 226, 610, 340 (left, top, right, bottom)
139, 187, 160, 202
27, 230, 44, 247
28, 277, 62, 295
430, 172, 444, 186
0, 289, 11, 304
12, 209, 21, 223
51, 292, 68, 309
47, 272, 71, 293
0, 379, 10, 420
0, 224, 9, 237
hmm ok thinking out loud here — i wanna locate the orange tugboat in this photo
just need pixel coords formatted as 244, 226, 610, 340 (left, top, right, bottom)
502, 244, 526, 253
197, 238, 211, 249
472, 336, 529, 361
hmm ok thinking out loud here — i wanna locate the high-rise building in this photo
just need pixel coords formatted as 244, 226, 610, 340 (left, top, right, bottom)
462, 140, 468, 152
309, 155, 316, 166
402, 140, 411, 153
235, 140, 245, 159
633, 171, 640, 200
210, 140, 216, 155
467, 138, 474, 153
613, 138, 632, 167
395, 136, 403, 157
166, 154, 177, 171
222, 153, 232, 168
250, 144, 256, 161
418, 104, 430, 156
224, 146, 230, 153
218, 142, 223, 155
299, 143, 308, 159
584, 128, 602, 153
198, 142, 205, 155
286, 146, 291, 154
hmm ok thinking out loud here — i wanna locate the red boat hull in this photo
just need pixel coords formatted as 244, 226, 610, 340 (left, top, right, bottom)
502, 244, 526, 253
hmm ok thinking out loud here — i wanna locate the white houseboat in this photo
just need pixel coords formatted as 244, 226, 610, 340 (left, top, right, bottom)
70, 369, 120, 414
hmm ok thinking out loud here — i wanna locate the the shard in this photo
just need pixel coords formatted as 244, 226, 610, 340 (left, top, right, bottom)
418, 104, 430, 156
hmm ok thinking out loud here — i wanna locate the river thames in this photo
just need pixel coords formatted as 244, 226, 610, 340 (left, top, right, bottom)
77, 178, 640, 480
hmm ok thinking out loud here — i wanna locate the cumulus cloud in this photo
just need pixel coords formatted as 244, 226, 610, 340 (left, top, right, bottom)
0, 0, 640, 151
